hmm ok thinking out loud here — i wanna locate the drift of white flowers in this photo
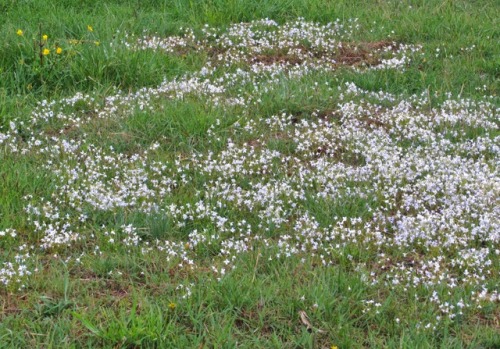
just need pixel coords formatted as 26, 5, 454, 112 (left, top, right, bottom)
0, 19, 498, 326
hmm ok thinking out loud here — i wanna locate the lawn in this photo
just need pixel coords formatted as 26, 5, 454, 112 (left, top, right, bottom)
0, 0, 499, 348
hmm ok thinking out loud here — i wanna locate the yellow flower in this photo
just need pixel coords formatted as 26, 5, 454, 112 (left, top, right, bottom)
42, 34, 48, 41
168, 302, 176, 310
42, 48, 50, 56
331, 346, 338, 349
16, 29, 23, 36
94, 41, 100, 46
56, 47, 62, 54
87, 25, 93, 32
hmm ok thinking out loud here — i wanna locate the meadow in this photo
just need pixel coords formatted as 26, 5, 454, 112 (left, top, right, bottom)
0, 0, 499, 347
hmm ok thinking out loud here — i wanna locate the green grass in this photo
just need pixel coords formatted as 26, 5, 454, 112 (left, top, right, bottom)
2, 251, 498, 348
0, 153, 55, 232
1, 0, 498, 104
0, 0, 499, 348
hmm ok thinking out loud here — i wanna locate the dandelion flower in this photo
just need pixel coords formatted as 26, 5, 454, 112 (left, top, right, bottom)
16, 29, 23, 36
56, 47, 62, 54
168, 302, 176, 310
42, 48, 50, 56
42, 34, 48, 41
331, 346, 338, 349
94, 41, 100, 46
87, 25, 93, 32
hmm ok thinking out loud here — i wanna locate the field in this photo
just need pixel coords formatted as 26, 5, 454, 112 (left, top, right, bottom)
0, 0, 499, 347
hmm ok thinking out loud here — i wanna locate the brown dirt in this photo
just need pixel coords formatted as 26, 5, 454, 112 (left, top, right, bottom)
177, 40, 400, 68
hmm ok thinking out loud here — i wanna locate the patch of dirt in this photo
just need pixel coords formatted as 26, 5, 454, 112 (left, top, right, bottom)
335, 40, 399, 66
179, 40, 400, 68
251, 52, 304, 66
234, 307, 274, 335
359, 115, 389, 130
43, 124, 79, 137
0, 292, 24, 317
246, 138, 261, 148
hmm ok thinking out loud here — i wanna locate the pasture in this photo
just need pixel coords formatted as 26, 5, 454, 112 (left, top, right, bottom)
0, 1, 499, 347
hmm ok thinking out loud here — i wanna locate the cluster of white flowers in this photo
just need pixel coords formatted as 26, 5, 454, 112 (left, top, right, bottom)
0, 19, 498, 325
0, 251, 33, 290
133, 18, 421, 73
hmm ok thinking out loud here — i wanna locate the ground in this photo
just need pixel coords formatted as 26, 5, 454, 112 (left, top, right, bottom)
0, 1, 499, 348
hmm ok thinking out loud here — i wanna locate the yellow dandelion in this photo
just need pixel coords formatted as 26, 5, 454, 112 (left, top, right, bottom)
16, 29, 23, 36
331, 346, 338, 349
42, 34, 48, 41
94, 41, 100, 46
87, 25, 93, 32
168, 302, 176, 310
56, 47, 62, 54
42, 48, 50, 56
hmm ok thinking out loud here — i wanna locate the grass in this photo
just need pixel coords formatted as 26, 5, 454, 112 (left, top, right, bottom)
0, 0, 499, 348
